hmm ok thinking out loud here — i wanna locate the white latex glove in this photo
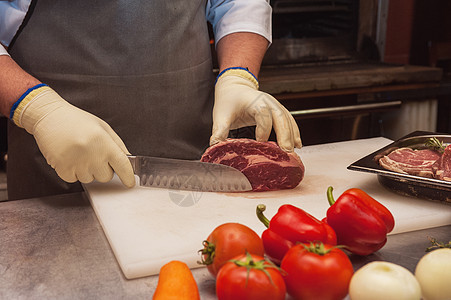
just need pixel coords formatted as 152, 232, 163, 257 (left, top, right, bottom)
12, 85, 135, 187
210, 68, 302, 152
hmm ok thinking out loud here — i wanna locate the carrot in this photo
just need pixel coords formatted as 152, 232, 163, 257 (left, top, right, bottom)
152, 260, 200, 300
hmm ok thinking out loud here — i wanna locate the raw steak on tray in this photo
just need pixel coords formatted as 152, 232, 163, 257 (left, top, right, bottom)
378, 140, 451, 182
379, 148, 441, 178
432, 144, 451, 181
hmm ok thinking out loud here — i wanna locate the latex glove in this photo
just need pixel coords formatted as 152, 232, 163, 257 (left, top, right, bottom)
210, 68, 302, 152
12, 85, 135, 187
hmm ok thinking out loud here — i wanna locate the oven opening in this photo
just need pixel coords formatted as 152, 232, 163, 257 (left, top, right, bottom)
265, 0, 360, 66
258, 0, 445, 146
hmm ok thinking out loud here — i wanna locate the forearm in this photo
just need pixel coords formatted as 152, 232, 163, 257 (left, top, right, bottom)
0, 55, 41, 117
0, 53, 135, 187
212, 32, 302, 151
216, 32, 269, 78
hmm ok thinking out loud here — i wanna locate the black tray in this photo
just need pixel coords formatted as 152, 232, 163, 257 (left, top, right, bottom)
347, 131, 451, 204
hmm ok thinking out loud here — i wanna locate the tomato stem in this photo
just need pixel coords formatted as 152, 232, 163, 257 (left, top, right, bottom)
327, 186, 336, 206
197, 240, 215, 266
256, 204, 270, 228
302, 242, 344, 256
231, 252, 281, 286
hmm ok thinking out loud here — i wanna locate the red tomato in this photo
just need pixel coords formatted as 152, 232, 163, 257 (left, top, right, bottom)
281, 242, 354, 300
199, 223, 264, 277
216, 253, 286, 300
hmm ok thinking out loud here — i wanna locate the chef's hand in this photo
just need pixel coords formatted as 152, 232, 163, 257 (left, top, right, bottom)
11, 85, 135, 187
210, 68, 302, 152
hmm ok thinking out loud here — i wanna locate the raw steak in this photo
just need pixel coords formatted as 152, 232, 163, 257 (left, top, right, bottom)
432, 144, 451, 181
201, 139, 305, 191
378, 147, 441, 178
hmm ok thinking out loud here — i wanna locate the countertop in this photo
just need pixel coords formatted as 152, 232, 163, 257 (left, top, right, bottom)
1, 192, 450, 299
258, 62, 443, 95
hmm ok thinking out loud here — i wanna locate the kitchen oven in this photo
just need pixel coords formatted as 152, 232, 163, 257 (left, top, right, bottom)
253, 0, 444, 146
265, 0, 361, 66
1, 0, 447, 162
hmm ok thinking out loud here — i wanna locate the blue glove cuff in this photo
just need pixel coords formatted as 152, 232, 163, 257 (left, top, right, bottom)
216, 67, 259, 85
9, 83, 48, 120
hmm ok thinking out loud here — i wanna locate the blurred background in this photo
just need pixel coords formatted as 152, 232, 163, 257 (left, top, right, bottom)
1, 0, 451, 200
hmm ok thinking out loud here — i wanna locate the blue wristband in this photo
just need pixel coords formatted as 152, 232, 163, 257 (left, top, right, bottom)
9, 83, 48, 119
215, 67, 259, 85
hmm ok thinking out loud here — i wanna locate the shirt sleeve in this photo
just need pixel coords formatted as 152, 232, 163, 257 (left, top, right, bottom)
0, 0, 32, 47
206, 0, 272, 45
0, 44, 10, 56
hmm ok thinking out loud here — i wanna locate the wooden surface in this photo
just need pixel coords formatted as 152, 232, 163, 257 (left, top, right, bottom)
259, 62, 443, 95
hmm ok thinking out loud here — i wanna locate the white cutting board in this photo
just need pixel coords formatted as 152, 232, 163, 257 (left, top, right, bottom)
84, 137, 451, 279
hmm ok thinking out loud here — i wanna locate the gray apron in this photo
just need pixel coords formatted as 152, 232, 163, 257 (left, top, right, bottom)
8, 0, 214, 200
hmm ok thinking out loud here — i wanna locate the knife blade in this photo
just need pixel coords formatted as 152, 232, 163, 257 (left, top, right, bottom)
127, 156, 252, 192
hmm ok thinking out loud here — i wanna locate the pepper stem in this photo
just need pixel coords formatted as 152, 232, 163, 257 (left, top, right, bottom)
327, 186, 336, 206
256, 204, 270, 228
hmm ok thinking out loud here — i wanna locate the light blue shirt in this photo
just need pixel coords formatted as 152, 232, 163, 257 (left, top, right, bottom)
0, 0, 271, 53
206, 0, 272, 45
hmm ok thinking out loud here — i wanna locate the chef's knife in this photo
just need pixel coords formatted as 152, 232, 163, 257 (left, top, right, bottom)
127, 156, 252, 192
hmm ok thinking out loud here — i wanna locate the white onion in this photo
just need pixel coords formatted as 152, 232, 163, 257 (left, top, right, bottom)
415, 248, 451, 300
349, 261, 421, 300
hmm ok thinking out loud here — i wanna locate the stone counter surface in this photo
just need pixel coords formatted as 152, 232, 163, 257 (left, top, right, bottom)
0, 192, 450, 299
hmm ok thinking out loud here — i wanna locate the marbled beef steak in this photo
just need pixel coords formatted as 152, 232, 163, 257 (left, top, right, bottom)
432, 145, 451, 181
201, 139, 305, 191
379, 148, 441, 178
378, 144, 451, 182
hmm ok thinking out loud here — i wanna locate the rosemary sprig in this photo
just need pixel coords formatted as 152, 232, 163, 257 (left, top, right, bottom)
426, 236, 451, 252
425, 137, 446, 154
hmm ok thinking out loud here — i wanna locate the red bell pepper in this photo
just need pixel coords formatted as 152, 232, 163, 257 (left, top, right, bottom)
256, 204, 337, 265
324, 186, 395, 256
